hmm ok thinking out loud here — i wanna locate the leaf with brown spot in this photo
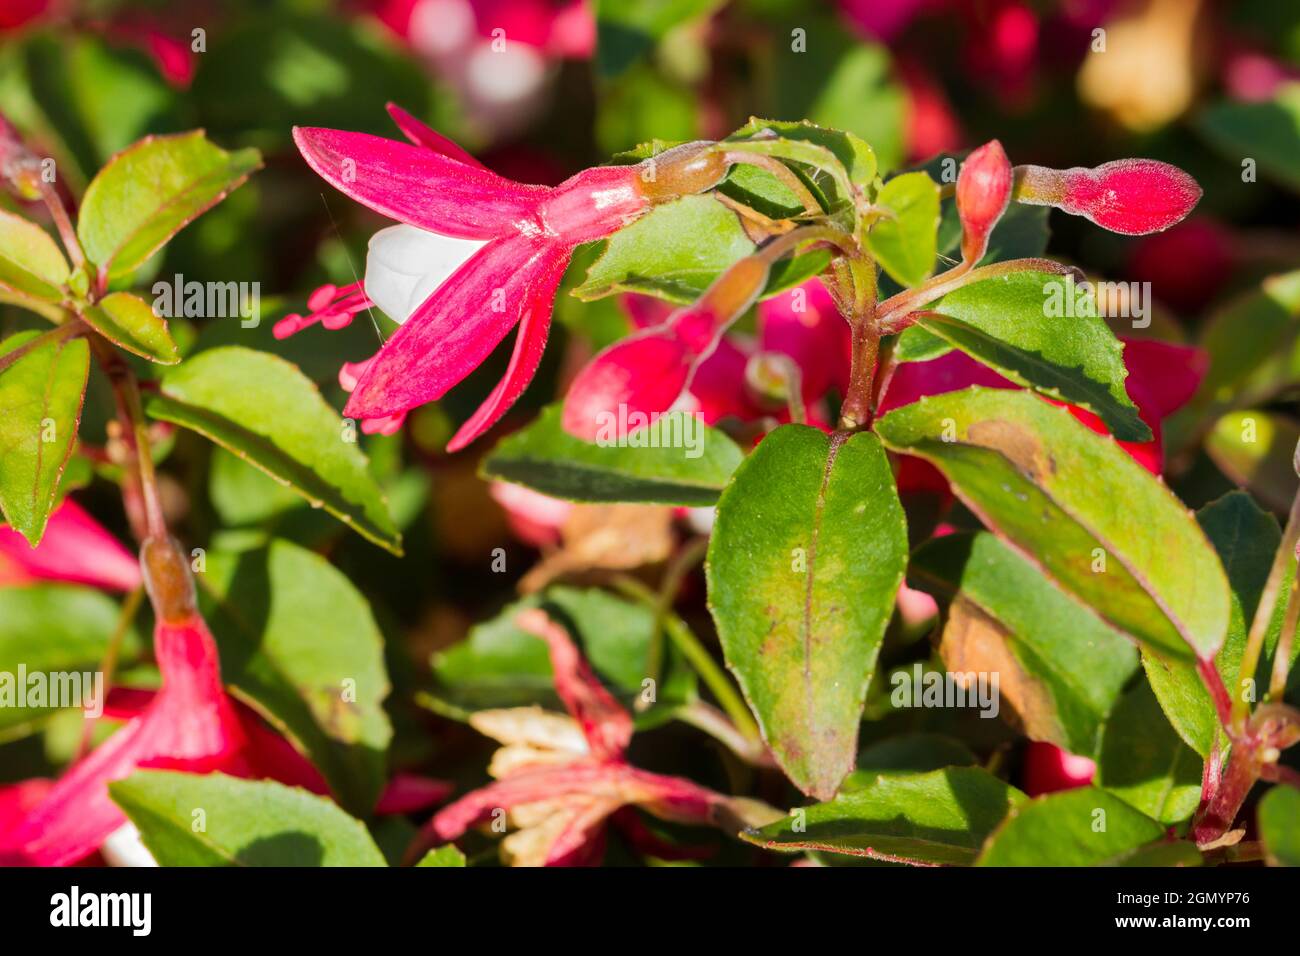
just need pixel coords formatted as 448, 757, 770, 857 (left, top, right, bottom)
707, 426, 907, 800
877, 388, 1229, 662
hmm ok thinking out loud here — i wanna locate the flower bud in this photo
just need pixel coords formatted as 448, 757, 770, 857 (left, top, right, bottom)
956, 140, 1011, 264
561, 329, 694, 441
637, 141, 730, 203
140, 535, 196, 623
1015, 159, 1201, 235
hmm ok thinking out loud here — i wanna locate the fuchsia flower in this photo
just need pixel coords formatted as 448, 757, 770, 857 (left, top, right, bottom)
0, 537, 448, 866
283, 104, 727, 449
1021, 741, 1096, 797
415, 609, 759, 866
0, 499, 141, 592
1015, 159, 1202, 236
612, 278, 850, 430
562, 257, 779, 440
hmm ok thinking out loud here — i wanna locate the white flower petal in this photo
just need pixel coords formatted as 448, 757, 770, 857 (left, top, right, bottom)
364, 224, 486, 325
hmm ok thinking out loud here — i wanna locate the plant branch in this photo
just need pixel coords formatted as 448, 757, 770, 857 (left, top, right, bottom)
37, 180, 85, 274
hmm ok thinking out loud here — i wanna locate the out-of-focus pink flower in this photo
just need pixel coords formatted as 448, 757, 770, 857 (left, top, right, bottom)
0, 0, 49, 32
1223, 49, 1300, 102
1015, 158, 1202, 235
961, 0, 1039, 105
415, 609, 751, 866
578, 277, 851, 438
489, 481, 573, 547
369, 0, 594, 136
839, 0, 933, 42
1127, 217, 1235, 314
285, 105, 727, 449
898, 59, 963, 162
0, 499, 141, 593
105, 18, 197, 88
1021, 741, 1096, 796
561, 257, 772, 440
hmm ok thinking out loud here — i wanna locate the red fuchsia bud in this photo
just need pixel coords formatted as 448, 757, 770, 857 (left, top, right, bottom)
1021, 741, 1096, 797
1015, 159, 1201, 235
561, 256, 771, 441
956, 139, 1012, 264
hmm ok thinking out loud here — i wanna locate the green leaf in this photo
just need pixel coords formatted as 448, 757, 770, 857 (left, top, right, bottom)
431, 585, 695, 726
574, 194, 826, 304
707, 426, 907, 799
480, 403, 743, 506
416, 845, 467, 867
0, 330, 89, 545
1258, 785, 1300, 866
0, 584, 139, 733
910, 532, 1138, 755
0, 209, 69, 303
145, 346, 400, 553
721, 131, 855, 216
875, 388, 1230, 662
199, 540, 392, 813
76, 130, 261, 278
727, 118, 876, 188
848, 733, 976, 781
1198, 87, 1300, 193
866, 172, 939, 288
742, 767, 1025, 865
80, 291, 178, 364
976, 788, 1166, 866
1096, 679, 1202, 825
1145, 492, 1291, 756
1206, 410, 1299, 513
109, 771, 386, 866
911, 273, 1149, 442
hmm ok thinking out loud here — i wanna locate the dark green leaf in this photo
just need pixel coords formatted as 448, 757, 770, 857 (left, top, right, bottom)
1258, 785, 1300, 866
0, 330, 89, 545
743, 767, 1025, 865
912, 272, 1149, 442
1198, 90, 1300, 192
416, 845, 467, 867
145, 346, 400, 553
480, 403, 743, 506
200, 540, 392, 813
1145, 492, 1292, 756
976, 788, 1166, 866
0, 585, 139, 733
875, 388, 1230, 662
1097, 679, 1201, 825
109, 771, 386, 866
431, 585, 695, 726
707, 426, 907, 799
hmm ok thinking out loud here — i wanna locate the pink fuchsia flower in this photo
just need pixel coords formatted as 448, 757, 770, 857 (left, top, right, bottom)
956, 140, 1012, 266
0, 499, 141, 592
897, 59, 963, 163
1127, 218, 1235, 314
0, 536, 448, 866
489, 481, 573, 547
1014, 158, 1202, 235
1021, 741, 1096, 796
611, 279, 850, 432
0, 0, 49, 32
414, 609, 760, 866
285, 105, 728, 449
839, 0, 933, 42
